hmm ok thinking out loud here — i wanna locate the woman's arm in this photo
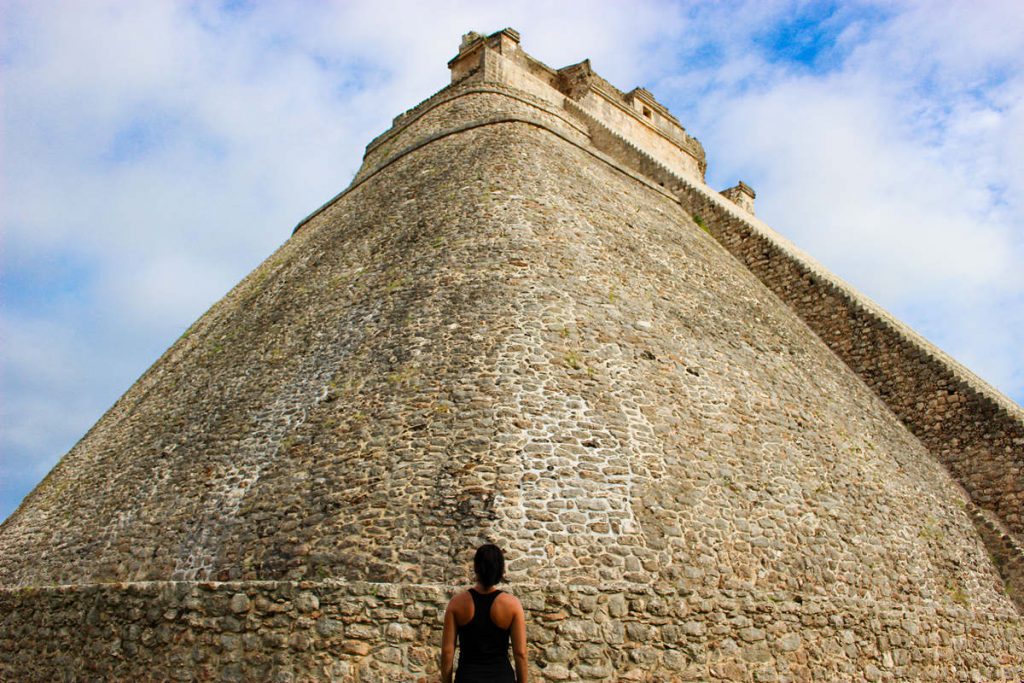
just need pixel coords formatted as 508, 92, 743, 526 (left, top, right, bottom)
510, 599, 528, 683
441, 601, 457, 683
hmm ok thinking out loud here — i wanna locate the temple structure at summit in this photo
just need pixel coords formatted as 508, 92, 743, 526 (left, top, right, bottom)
2, 28, 1022, 682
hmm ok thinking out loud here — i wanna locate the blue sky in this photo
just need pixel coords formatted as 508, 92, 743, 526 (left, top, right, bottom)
2, 0, 1023, 523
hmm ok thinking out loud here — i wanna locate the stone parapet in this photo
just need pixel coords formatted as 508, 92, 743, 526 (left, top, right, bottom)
359, 83, 590, 181
721, 180, 756, 214
447, 28, 705, 181
2, 580, 1021, 682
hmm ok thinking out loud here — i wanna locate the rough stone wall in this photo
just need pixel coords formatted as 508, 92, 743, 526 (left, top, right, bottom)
565, 94, 1024, 567
576, 89, 703, 181
7, 115, 1012, 608
669, 189, 1024, 537
358, 84, 590, 184
2, 580, 1021, 682
966, 502, 1024, 611
444, 30, 705, 183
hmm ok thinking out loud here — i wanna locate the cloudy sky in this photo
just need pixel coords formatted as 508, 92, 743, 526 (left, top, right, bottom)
2, 0, 1022, 522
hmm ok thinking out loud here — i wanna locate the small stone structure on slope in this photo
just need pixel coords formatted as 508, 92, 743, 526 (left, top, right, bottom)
1, 28, 1022, 682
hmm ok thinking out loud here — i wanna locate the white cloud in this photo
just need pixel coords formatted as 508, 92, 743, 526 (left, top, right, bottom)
707, 75, 1019, 294
0, 311, 137, 510
657, 0, 1024, 404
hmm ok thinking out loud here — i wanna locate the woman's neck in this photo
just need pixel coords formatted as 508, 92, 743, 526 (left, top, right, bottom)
474, 582, 497, 593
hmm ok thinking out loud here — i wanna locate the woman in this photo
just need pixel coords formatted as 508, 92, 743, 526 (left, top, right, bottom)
441, 544, 528, 683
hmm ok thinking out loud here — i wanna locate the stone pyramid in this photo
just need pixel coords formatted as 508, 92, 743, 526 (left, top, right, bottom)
2, 28, 1022, 682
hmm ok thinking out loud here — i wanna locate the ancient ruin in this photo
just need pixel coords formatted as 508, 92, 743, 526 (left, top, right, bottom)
2, 28, 1022, 681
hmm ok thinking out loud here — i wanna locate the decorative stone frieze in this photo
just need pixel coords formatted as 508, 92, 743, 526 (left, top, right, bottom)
721, 180, 756, 214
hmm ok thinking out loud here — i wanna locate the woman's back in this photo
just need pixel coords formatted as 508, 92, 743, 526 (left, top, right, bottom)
454, 588, 515, 681
440, 544, 527, 683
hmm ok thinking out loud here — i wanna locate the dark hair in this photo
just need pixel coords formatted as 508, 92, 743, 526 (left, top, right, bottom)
473, 544, 505, 588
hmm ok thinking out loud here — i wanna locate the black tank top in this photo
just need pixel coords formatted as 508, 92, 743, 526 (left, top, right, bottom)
455, 588, 515, 683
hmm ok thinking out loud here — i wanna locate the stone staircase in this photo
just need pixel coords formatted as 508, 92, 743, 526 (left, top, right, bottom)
966, 501, 1024, 611
562, 97, 699, 199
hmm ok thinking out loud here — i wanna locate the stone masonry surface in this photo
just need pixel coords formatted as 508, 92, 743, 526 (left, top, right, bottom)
2, 580, 1021, 682
553, 82, 1024, 609
1, 28, 1021, 681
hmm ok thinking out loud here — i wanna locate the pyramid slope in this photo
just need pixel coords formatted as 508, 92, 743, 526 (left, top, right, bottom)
0, 116, 1014, 619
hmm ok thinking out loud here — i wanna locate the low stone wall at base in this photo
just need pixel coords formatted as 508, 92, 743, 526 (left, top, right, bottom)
1, 580, 1021, 682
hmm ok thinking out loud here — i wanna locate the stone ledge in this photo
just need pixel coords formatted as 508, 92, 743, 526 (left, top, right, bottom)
364, 80, 589, 161
2, 577, 1021, 617
2, 579, 1021, 682
290, 89, 678, 237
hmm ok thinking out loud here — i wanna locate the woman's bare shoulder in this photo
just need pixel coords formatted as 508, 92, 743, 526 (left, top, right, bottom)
496, 591, 523, 611
448, 590, 472, 605
446, 589, 473, 613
